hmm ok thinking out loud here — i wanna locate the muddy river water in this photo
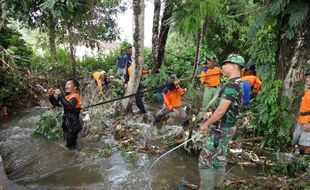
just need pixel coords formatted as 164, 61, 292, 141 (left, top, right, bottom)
0, 107, 258, 190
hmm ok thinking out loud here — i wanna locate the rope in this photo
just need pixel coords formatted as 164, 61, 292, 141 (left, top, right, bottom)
147, 91, 220, 172
81, 72, 220, 109
147, 81, 232, 189
147, 132, 205, 190
82, 85, 162, 109
149, 132, 202, 172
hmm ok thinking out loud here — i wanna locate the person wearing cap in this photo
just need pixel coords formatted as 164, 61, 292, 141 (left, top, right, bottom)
92, 71, 108, 94
116, 48, 128, 79
154, 76, 188, 127
199, 54, 244, 189
292, 72, 310, 155
200, 56, 222, 110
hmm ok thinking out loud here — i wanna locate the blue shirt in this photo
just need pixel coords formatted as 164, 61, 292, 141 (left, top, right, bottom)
242, 80, 251, 105
117, 54, 128, 69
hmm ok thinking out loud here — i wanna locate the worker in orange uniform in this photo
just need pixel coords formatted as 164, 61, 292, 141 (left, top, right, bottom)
92, 71, 109, 94
154, 76, 188, 126
292, 72, 310, 155
47, 79, 81, 149
242, 75, 262, 97
200, 56, 221, 110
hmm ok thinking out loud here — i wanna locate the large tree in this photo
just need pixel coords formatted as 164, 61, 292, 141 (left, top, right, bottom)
1, 0, 58, 62
43, 0, 124, 78
151, 0, 161, 70
246, 0, 310, 148
152, 1, 173, 73
3, 0, 124, 78
122, 0, 145, 111
249, 0, 310, 106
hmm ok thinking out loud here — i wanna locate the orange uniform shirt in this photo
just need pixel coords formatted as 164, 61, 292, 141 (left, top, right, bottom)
65, 92, 81, 109
163, 88, 184, 110
200, 66, 221, 87
298, 89, 310, 124
128, 65, 148, 76
92, 72, 102, 86
92, 72, 103, 93
242, 75, 262, 95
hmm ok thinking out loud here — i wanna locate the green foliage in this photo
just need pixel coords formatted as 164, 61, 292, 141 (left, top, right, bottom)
78, 50, 117, 73
253, 75, 293, 149
49, 49, 71, 75
266, 156, 310, 177
183, 88, 203, 113
0, 69, 26, 101
78, 41, 133, 74
242, 0, 310, 150
33, 112, 62, 141
96, 142, 113, 158
172, 0, 222, 35
0, 26, 35, 104
249, 0, 309, 42
41, 0, 124, 44
144, 66, 170, 102
283, 2, 309, 39
0, 27, 33, 68
164, 33, 195, 78
246, 23, 277, 64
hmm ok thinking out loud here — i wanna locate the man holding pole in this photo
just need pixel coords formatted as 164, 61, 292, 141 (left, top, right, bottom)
198, 54, 244, 189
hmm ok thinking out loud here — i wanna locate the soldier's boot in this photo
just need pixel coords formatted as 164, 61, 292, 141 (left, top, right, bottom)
199, 168, 214, 190
214, 167, 226, 189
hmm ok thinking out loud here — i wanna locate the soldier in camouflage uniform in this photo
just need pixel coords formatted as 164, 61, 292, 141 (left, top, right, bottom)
198, 54, 244, 190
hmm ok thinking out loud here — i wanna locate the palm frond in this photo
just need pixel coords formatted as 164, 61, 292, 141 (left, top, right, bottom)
268, 0, 290, 16
282, 2, 309, 39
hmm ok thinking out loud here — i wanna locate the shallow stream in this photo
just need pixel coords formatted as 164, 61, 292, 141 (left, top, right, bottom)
0, 107, 260, 189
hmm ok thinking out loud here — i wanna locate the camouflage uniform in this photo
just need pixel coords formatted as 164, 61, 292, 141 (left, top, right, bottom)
199, 77, 243, 190
199, 77, 243, 169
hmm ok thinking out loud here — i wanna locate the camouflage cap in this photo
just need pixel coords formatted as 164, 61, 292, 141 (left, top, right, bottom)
222, 54, 245, 67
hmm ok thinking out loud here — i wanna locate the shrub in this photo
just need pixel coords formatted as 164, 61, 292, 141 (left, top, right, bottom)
33, 112, 62, 141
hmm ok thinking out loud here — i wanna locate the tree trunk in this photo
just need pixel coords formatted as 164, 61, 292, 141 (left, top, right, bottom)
48, 13, 57, 63
152, 2, 173, 73
277, 14, 310, 108
67, 20, 77, 79
191, 27, 202, 81
201, 19, 208, 40
122, 0, 145, 110
151, 0, 161, 69
0, 3, 8, 32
